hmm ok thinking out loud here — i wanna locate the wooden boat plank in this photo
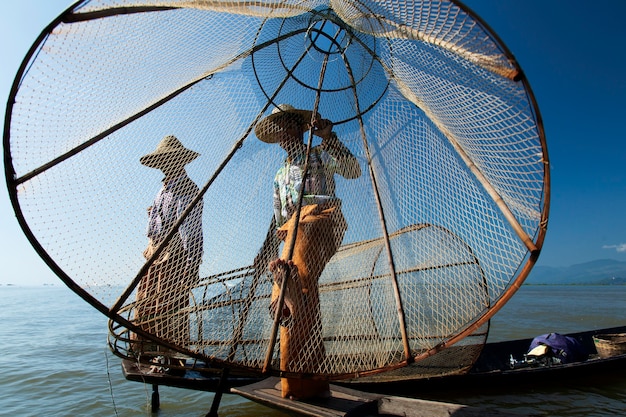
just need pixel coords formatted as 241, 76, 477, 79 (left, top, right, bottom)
377, 395, 521, 417
231, 377, 523, 416
230, 377, 380, 417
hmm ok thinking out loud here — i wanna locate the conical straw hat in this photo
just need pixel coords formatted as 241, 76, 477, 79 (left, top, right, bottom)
254, 104, 315, 143
140, 135, 200, 168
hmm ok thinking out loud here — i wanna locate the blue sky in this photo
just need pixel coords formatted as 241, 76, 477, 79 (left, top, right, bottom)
1, 0, 625, 285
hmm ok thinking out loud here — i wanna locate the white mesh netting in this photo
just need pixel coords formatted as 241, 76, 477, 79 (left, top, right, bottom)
4, 0, 548, 381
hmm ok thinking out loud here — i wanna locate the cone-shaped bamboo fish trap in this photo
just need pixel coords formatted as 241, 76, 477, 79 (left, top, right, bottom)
4, 0, 549, 383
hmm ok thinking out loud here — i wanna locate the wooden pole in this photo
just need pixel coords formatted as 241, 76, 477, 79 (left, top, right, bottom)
342, 54, 413, 362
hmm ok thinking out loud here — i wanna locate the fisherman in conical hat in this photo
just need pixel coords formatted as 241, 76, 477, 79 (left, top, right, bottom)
134, 135, 203, 369
255, 104, 361, 399
254, 104, 361, 227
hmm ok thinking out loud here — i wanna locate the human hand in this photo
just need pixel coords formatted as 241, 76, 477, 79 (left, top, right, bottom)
310, 118, 333, 140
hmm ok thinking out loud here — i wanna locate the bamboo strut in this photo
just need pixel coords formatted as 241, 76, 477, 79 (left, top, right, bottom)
343, 53, 412, 363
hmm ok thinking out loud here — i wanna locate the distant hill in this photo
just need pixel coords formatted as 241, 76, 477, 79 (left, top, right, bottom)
526, 259, 626, 285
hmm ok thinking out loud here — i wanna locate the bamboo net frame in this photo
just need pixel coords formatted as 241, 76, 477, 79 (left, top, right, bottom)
4, 0, 548, 381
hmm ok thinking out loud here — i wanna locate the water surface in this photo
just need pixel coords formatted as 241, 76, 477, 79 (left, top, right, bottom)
0, 285, 624, 416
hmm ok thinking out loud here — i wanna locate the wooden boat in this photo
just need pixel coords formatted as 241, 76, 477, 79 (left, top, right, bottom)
120, 324, 626, 394
342, 324, 626, 395
117, 325, 625, 415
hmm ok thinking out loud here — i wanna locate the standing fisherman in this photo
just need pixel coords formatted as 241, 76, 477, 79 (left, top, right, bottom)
135, 135, 203, 366
255, 104, 361, 399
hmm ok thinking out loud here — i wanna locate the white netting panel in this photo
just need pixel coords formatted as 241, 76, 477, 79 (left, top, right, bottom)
5, 0, 547, 379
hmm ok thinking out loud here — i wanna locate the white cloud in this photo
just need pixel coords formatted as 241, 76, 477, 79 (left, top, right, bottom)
602, 243, 626, 253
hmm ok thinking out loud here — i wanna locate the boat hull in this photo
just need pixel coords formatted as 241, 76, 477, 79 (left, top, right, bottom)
120, 325, 626, 393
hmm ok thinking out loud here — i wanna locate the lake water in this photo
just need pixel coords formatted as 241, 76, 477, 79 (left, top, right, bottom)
0, 285, 624, 416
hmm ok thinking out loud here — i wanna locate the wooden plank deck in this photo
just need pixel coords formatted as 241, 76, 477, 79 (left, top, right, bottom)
231, 377, 524, 416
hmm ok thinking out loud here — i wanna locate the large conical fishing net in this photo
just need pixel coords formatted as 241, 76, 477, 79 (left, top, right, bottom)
4, 0, 548, 382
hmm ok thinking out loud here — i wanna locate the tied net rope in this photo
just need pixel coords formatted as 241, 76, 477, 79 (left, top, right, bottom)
5, 0, 548, 381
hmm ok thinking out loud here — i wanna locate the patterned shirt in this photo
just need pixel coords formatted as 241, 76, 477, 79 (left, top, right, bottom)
273, 135, 360, 226
147, 174, 203, 264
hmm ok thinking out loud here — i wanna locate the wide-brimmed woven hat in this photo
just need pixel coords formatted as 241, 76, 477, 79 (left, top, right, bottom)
254, 104, 315, 143
140, 135, 200, 168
